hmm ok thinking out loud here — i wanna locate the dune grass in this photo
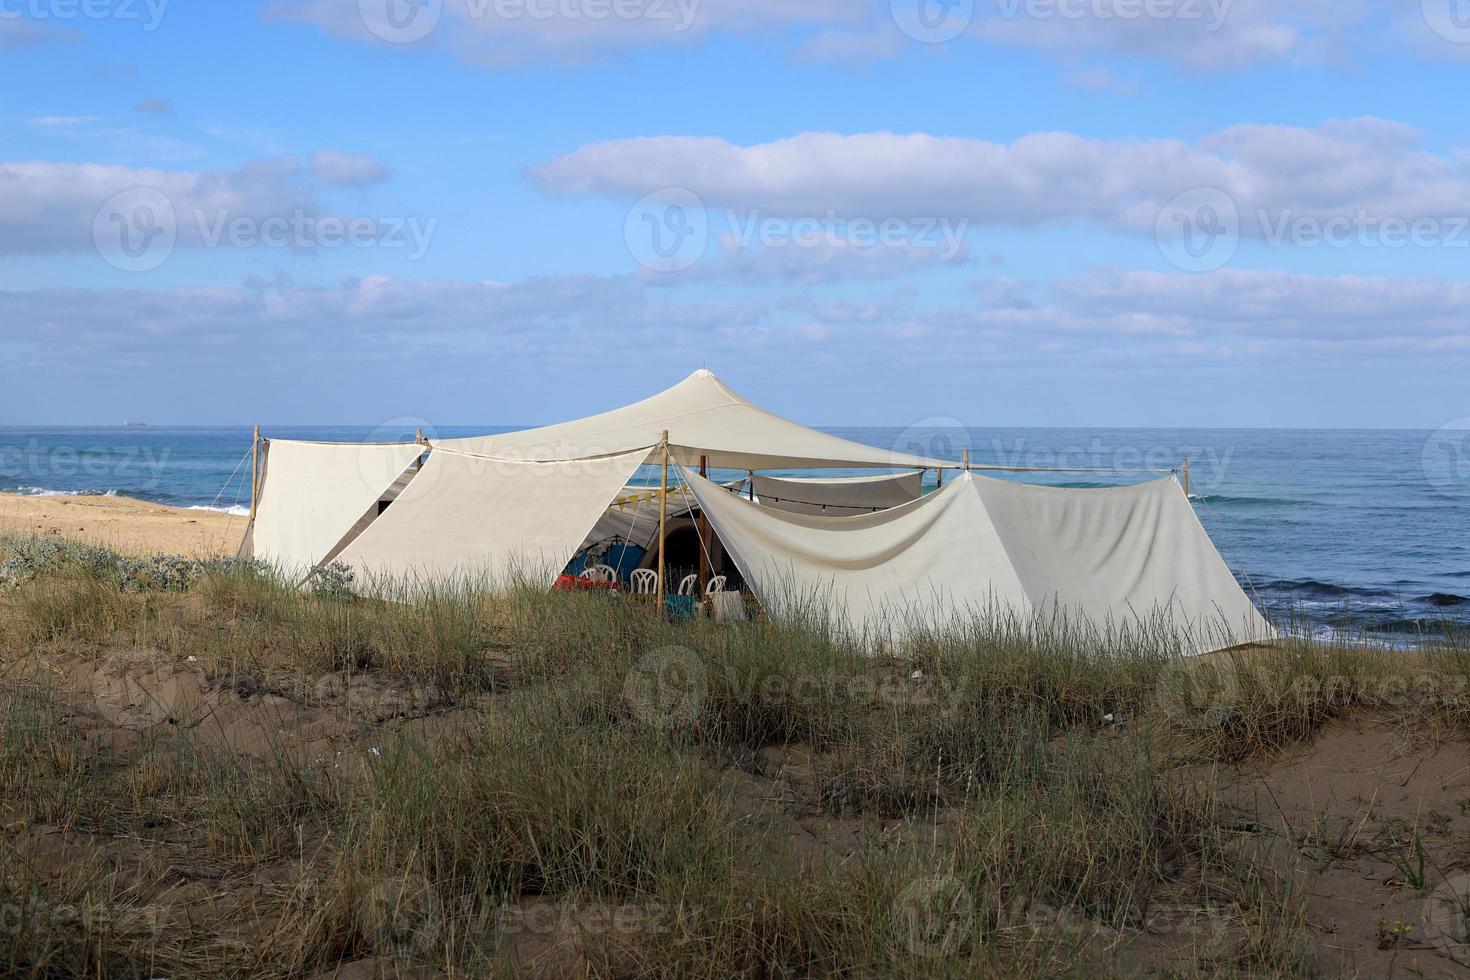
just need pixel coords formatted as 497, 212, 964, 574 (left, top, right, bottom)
0, 533, 1465, 977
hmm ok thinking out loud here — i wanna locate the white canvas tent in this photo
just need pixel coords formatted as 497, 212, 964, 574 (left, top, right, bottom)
434, 369, 952, 471
241, 369, 1272, 654
681, 466, 1274, 655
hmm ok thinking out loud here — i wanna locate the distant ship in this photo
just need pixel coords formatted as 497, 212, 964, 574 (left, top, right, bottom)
121, 421, 149, 428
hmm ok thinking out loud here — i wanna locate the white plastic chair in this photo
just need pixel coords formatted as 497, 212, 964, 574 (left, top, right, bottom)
630, 568, 657, 594
580, 564, 615, 584
705, 575, 728, 596
677, 573, 698, 596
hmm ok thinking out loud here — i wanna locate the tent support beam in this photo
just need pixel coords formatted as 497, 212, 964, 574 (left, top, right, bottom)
1182, 458, 1190, 497
656, 431, 669, 614
698, 454, 710, 595
249, 425, 261, 523
962, 449, 971, 472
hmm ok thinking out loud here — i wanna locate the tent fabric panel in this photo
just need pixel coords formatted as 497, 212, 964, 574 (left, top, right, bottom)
335, 448, 651, 589
751, 471, 923, 516
250, 440, 424, 577
972, 474, 1276, 654
680, 467, 1030, 645
435, 369, 951, 471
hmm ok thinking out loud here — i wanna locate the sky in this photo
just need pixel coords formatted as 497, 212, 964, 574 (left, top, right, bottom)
2, 0, 1469, 429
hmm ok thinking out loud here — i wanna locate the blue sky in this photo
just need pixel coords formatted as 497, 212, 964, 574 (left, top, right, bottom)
3, 0, 1469, 428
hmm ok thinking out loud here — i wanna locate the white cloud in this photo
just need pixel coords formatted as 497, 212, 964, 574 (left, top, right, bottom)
0, 152, 400, 254
265, 0, 1375, 71
6, 267, 1467, 386
269, 0, 868, 67
968, 0, 1341, 71
310, 149, 393, 186
0, 16, 71, 50
1062, 67, 1135, 94
531, 119, 1470, 237
643, 234, 970, 287
25, 115, 103, 128
1051, 267, 1470, 338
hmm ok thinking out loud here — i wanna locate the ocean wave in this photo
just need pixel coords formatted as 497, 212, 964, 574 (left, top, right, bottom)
187, 504, 250, 517
1189, 494, 1308, 508
1258, 577, 1395, 599
5, 485, 119, 498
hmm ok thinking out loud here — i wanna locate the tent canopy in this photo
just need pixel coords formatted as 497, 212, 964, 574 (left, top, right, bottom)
435, 369, 951, 471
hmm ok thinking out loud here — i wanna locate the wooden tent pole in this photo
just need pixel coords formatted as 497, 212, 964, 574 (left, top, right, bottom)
747, 470, 754, 500
1182, 458, 1190, 498
697, 454, 710, 594
415, 427, 425, 469
936, 467, 944, 488
657, 431, 669, 614
962, 449, 971, 472
249, 425, 261, 522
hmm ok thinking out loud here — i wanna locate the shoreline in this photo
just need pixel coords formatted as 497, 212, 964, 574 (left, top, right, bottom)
0, 490, 242, 558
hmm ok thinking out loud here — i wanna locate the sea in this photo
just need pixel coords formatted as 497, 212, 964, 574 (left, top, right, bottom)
2, 424, 1468, 647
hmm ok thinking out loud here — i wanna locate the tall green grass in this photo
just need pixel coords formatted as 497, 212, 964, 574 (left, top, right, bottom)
1, 533, 1466, 976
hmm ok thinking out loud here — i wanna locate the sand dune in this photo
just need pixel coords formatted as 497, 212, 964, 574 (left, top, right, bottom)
0, 491, 242, 557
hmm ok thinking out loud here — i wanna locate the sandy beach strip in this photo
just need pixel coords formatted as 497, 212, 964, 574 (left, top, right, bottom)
0, 492, 243, 557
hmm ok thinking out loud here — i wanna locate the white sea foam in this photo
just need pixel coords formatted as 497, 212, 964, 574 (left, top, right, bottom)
8, 486, 120, 498
188, 504, 250, 517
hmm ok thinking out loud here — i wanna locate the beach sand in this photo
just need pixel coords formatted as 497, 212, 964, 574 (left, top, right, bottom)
0, 492, 242, 557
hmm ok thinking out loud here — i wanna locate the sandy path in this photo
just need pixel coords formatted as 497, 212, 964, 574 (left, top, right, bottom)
0, 492, 243, 557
